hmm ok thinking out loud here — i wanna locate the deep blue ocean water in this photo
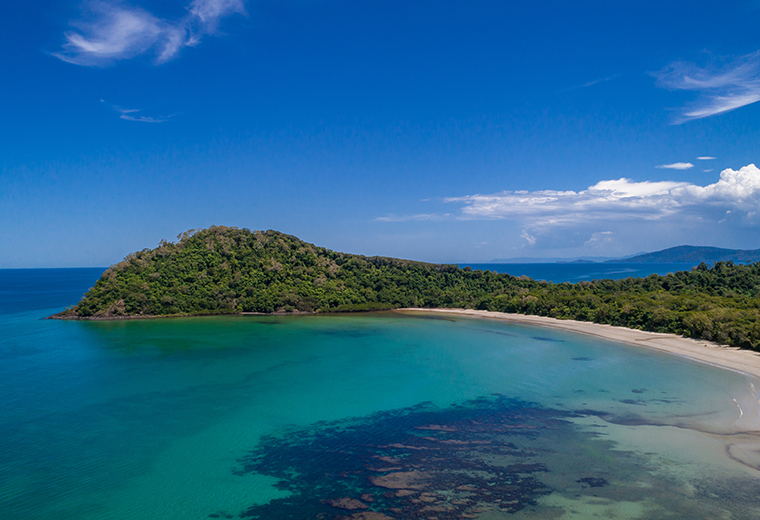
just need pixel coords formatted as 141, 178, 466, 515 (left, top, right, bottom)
2, 268, 760, 519
0, 268, 106, 315
463, 262, 698, 282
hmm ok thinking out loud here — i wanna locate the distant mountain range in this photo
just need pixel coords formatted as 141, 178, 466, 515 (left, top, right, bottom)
614, 245, 760, 264
485, 256, 619, 264
485, 246, 760, 264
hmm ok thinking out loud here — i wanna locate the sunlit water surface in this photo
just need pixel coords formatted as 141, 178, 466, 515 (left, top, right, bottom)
2, 269, 760, 519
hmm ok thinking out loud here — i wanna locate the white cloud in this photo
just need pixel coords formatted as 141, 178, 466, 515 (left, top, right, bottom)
55, 3, 166, 65
655, 162, 694, 170
697, 156, 716, 160
373, 166, 760, 257
655, 51, 760, 122
444, 164, 760, 226
54, 0, 245, 66
683, 164, 760, 202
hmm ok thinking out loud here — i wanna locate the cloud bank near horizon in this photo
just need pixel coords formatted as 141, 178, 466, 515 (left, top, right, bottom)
655, 51, 760, 123
447, 164, 760, 251
445, 164, 760, 225
54, 0, 245, 66
377, 165, 760, 252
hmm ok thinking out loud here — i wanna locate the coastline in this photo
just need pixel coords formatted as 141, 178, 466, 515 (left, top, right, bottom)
47, 311, 283, 321
396, 308, 760, 472
396, 308, 760, 381
52, 304, 760, 381
48, 304, 760, 469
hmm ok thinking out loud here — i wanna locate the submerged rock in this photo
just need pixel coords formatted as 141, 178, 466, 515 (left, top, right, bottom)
324, 498, 369, 510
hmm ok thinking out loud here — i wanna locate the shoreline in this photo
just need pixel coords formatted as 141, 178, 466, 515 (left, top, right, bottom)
396, 308, 760, 381
52, 305, 760, 381
397, 308, 760, 470
45, 310, 309, 321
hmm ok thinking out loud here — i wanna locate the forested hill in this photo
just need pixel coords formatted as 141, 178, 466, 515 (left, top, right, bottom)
57, 226, 520, 317
54, 226, 760, 350
620, 245, 760, 264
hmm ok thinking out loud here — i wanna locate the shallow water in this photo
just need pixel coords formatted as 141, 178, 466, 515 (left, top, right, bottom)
2, 270, 760, 519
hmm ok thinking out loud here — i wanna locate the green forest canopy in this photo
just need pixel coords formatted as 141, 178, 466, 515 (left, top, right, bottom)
57, 226, 760, 350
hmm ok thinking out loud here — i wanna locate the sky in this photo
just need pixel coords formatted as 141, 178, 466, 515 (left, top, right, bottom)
2, 0, 760, 267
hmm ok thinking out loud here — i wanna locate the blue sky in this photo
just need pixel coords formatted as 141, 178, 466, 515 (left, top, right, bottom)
2, 0, 760, 267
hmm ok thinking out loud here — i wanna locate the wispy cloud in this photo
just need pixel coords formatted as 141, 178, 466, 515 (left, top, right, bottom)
654, 51, 760, 123
54, 0, 245, 66
443, 164, 760, 226
565, 74, 620, 91
120, 113, 166, 123
101, 100, 171, 122
697, 156, 716, 160
582, 75, 618, 88
656, 162, 694, 170
520, 229, 536, 245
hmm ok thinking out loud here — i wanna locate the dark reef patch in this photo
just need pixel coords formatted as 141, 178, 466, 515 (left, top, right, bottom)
618, 399, 647, 406
577, 477, 609, 488
233, 396, 579, 519
229, 396, 760, 520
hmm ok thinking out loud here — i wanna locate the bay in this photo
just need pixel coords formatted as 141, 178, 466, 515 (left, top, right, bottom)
2, 268, 760, 519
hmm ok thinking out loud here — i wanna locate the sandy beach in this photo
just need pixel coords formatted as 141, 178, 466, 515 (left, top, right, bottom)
398, 308, 760, 381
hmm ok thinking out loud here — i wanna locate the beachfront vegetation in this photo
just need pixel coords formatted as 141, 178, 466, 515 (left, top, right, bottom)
57, 226, 760, 350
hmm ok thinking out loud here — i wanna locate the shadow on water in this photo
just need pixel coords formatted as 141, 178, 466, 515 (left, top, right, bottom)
531, 337, 565, 343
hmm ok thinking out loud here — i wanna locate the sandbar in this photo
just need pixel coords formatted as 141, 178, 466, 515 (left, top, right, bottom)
397, 308, 760, 380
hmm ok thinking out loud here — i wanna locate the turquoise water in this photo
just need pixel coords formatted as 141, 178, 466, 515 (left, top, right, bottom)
3, 270, 760, 519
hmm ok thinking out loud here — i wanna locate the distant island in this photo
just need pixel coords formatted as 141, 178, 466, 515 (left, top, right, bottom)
52, 226, 760, 351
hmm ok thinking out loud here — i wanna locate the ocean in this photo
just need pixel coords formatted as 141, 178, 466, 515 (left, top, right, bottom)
462, 262, 699, 282
2, 267, 760, 519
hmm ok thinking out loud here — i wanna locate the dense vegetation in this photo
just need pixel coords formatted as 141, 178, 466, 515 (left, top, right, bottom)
62, 226, 518, 316
57, 226, 760, 350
